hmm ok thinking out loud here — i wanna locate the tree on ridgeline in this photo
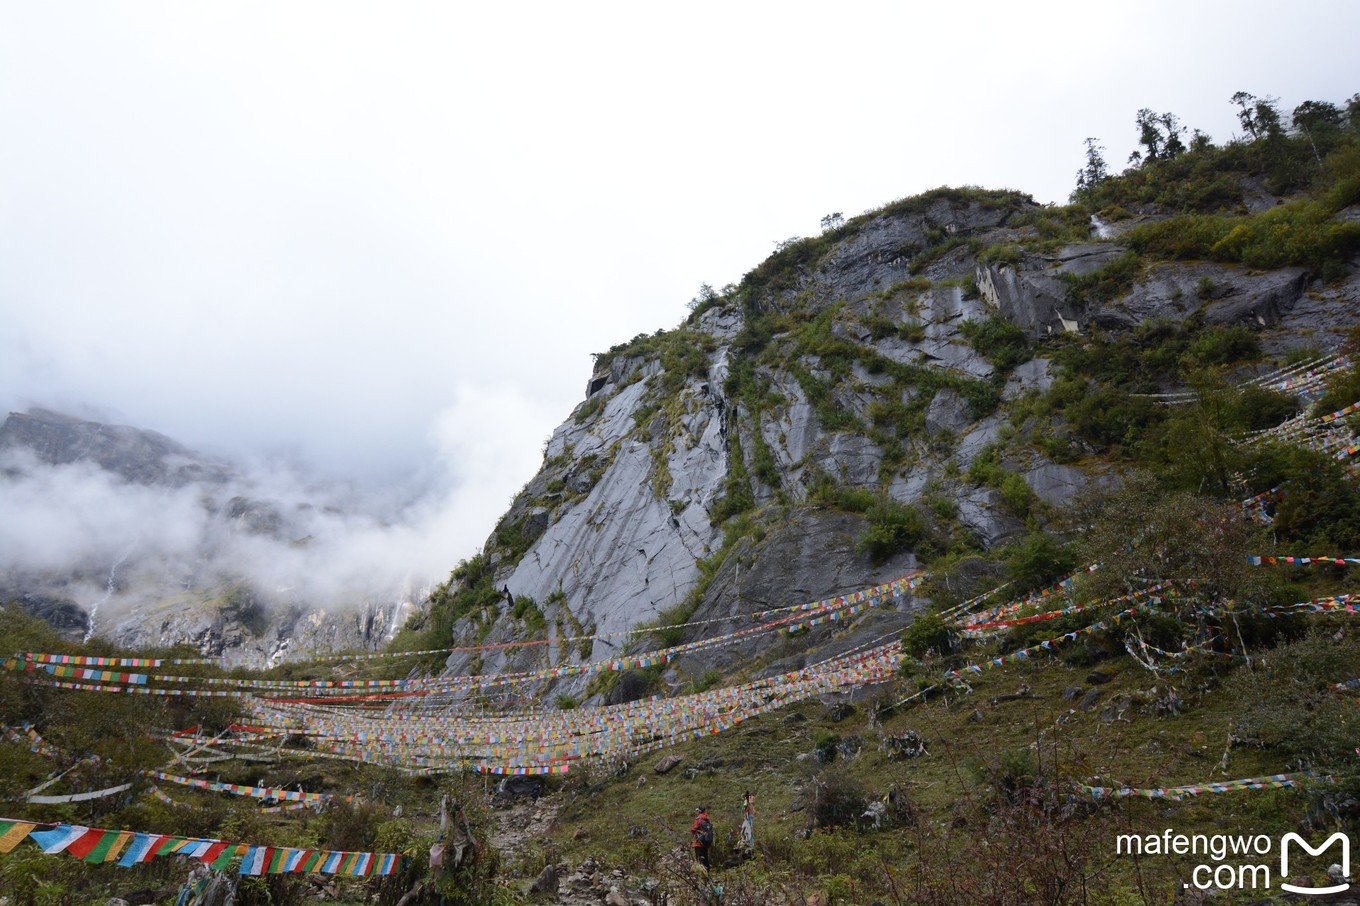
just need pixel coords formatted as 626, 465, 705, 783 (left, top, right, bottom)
1071, 137, 1109, 203
1292, 99, 1345, 166
1129, 108, 1187, 165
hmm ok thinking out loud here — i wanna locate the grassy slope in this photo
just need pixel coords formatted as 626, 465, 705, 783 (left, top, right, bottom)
530, 625, 1322, 903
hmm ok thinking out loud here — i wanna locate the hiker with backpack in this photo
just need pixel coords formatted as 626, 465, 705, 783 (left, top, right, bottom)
691, 805, 714, 869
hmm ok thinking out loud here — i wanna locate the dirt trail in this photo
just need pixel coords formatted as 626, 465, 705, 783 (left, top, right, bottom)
489, 794, 559, 855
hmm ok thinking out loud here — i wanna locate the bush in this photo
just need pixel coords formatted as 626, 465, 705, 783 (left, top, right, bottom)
805, 770, 868, 829
1063, 249, 1141, 305
1231, 385, 1300, 431
1128, 200, 1360, 272
965, 446, 1038, 518
901, 611, 954, 658
511, 595, 547, 633
809, 481, 869, 514
1181, 324, 1259, 366
1313, 350, 1360, 417
969, 747, 1043, 801
1003, 532, 1078, 594
857, 497, 930, 564
959, 317, 1032, 372
712, 430, 755, 523
978, 243, 1024, 266
1065, 386, 1164, 454
1227, 628, 1360, 772
1245, 443, 1360, 549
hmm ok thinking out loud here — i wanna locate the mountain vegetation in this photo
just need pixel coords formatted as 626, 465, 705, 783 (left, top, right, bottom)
3, 89, 1360, 905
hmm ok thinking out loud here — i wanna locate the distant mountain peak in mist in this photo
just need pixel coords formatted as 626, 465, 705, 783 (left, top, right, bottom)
0, 407, 231, 487
0, 407, 421, 660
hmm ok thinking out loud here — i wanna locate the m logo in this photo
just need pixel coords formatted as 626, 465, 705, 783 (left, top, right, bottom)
1280, 832, 1350, 895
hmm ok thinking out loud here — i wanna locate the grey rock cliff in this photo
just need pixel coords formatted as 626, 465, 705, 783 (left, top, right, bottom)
977, 245, 1310, 337
445, 194, 1130, 696
448, 183, 1354, 703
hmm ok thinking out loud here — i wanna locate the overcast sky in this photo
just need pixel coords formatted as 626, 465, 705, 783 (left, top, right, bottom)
2, 1, 1358, 577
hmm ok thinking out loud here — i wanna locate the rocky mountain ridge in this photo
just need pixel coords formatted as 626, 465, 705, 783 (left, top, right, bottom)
425, 183, 1359, 703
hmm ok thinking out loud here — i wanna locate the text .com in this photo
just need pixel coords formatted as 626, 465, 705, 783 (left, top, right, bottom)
1116, 829, 1350, 894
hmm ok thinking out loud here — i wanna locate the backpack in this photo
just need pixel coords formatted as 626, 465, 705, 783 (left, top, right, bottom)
697, 816, 714, 846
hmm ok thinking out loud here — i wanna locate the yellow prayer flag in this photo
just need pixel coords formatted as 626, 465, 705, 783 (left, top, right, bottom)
105, 830, 135, 862
0, 821, 35, 853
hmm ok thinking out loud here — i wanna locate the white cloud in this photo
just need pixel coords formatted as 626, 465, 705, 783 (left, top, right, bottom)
0, 451, 205, 574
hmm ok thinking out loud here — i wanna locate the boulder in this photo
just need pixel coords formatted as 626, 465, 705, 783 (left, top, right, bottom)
224, 496, 284, 538
496, 776, 545, 799
529, 863, 559, 894
654, 754, 684, 775
826, 702, 856, 722
813, 433, 884, 487
976, 261, 1081, 338
1262, 267, 1360, 357
605, 669, 654, 706
924, 388, 974, 437
1023, 461, 1112, 509
1096, 262, 1307, 331
1002, 358, 1054, 401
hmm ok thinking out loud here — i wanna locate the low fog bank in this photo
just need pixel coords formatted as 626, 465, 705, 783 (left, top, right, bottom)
0, 388, 552, 645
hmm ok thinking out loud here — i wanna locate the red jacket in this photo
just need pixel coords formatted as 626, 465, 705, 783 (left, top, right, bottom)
691, 811, 711, 847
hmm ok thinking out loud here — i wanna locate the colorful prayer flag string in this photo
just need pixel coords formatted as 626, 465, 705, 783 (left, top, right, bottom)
0, 817, 406, 877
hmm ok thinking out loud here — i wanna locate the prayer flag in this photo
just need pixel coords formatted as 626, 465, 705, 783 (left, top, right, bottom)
200, 841, 229, 865
211, 843, 247, 871
30, 825, 88, 854
118, 833, 154, 867
0, 820, 35, 853
66, 829, 108, 862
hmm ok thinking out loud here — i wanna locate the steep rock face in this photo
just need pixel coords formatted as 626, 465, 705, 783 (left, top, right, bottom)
813, 196, 1030, 301
514, 358, 730, 639
103, 592, 416, 667
669, 509, 922, 678
1261, 264, 1360, 356
1097, 263, 1308, 331
429, 186, 1354, 701
977, 246, 1310, 337
445, 192, 1117, 695
7, 594, 90, 640
440, 339, 736, 684
976, 245, 1118, 336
